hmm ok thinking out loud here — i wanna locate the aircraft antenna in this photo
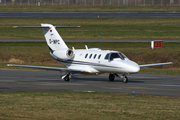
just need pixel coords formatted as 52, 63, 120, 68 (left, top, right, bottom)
85, 45, 88, 50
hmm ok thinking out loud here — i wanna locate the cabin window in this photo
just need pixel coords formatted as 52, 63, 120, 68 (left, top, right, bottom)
98, 54, 101, 59
104, 53, 110, 60
85, 54, 88, 58
89, 54, 92, 59
94, 54, 97, 59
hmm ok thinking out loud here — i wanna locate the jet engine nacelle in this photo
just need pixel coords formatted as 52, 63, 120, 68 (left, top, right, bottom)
53, 48, 74, 60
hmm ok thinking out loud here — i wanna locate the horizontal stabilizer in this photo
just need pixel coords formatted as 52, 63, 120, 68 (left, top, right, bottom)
139, 62, 173, 68
13, 26, 81, 28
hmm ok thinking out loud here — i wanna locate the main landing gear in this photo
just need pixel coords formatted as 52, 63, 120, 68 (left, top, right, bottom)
109, 73, 128, 83
61, 72, 71, 81
109, 73, 115, 81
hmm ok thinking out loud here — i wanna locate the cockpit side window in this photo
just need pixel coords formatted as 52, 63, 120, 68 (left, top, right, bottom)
104, 53, 110, 60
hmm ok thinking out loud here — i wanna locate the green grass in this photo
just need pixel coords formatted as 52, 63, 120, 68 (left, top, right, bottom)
0, 42, 179, 75
1, 18, 180, 40
0, 91, 180, 120
1, 6, 180, 12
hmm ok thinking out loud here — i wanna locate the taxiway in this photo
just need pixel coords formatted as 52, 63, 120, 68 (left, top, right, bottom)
0, 69, 180, 96
1, 11, 180, 18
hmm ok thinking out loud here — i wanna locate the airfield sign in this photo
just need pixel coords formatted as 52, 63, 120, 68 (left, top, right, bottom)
151, 40, 164, 49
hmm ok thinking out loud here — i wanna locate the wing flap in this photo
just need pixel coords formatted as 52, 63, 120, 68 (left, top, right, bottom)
7, 64, 81, 72
139, 62, 173, 68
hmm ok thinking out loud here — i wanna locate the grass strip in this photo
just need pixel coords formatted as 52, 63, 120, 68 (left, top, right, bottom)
1, 18, 180, 40
0, 42, 179, 75
0, 6, 180, 12
0, 91, 180, 120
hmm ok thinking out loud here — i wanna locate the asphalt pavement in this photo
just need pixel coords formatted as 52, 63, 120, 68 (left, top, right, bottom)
0, 69, 180, 96
1, 11, 180, 18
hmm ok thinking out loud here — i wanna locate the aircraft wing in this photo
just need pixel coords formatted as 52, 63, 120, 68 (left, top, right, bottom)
139, 62, 173, 68
7, 64, 82, 72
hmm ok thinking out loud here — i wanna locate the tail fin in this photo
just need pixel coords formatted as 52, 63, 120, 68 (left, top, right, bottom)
13, 24, 80, 51
41, 24, 68, 51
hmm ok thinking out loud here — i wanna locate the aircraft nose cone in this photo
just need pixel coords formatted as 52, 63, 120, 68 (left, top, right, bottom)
132, 64, 140, 73
129, 62, 140, 73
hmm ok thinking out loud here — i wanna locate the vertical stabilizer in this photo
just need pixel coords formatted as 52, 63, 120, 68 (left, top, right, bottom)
41, 24, 68, 51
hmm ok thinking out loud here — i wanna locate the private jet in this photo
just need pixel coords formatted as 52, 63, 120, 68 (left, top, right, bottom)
7, 24, 173, 83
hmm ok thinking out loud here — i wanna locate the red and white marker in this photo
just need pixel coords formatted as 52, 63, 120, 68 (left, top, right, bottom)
151, 40, 164, 49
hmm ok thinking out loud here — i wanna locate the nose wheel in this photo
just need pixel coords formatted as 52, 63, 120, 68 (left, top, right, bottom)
122, 75, 128, 83
109, 73, 128, 83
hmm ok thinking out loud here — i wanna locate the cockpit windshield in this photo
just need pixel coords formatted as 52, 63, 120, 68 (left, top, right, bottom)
104, 52, 127, 60
104, 52, 127, 61
118, 52, 127, 60
110, 53, 121, 60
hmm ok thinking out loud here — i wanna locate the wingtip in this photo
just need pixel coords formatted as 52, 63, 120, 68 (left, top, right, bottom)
13, 26, 18, 28
7, 64, 11, 66
168, 62, 173, 64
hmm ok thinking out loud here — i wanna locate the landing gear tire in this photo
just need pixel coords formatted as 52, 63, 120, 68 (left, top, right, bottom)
62, 73, 71, 81
109, 73, 115, 81
123, 75, 128, 83
64, 75, 70, 81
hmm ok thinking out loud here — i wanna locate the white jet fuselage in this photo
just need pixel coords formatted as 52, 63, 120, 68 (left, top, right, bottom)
51, 48, 140, 74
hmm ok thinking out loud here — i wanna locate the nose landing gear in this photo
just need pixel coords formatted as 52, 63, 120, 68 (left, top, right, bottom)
108, 73, 128, 83
121, 74, 128, 83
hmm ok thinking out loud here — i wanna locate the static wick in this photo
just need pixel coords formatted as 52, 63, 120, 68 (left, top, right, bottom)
132, 91, 135, 98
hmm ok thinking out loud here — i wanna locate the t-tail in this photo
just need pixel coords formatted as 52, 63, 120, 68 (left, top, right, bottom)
13, 24, 80, 51
41, 24, 67, 51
